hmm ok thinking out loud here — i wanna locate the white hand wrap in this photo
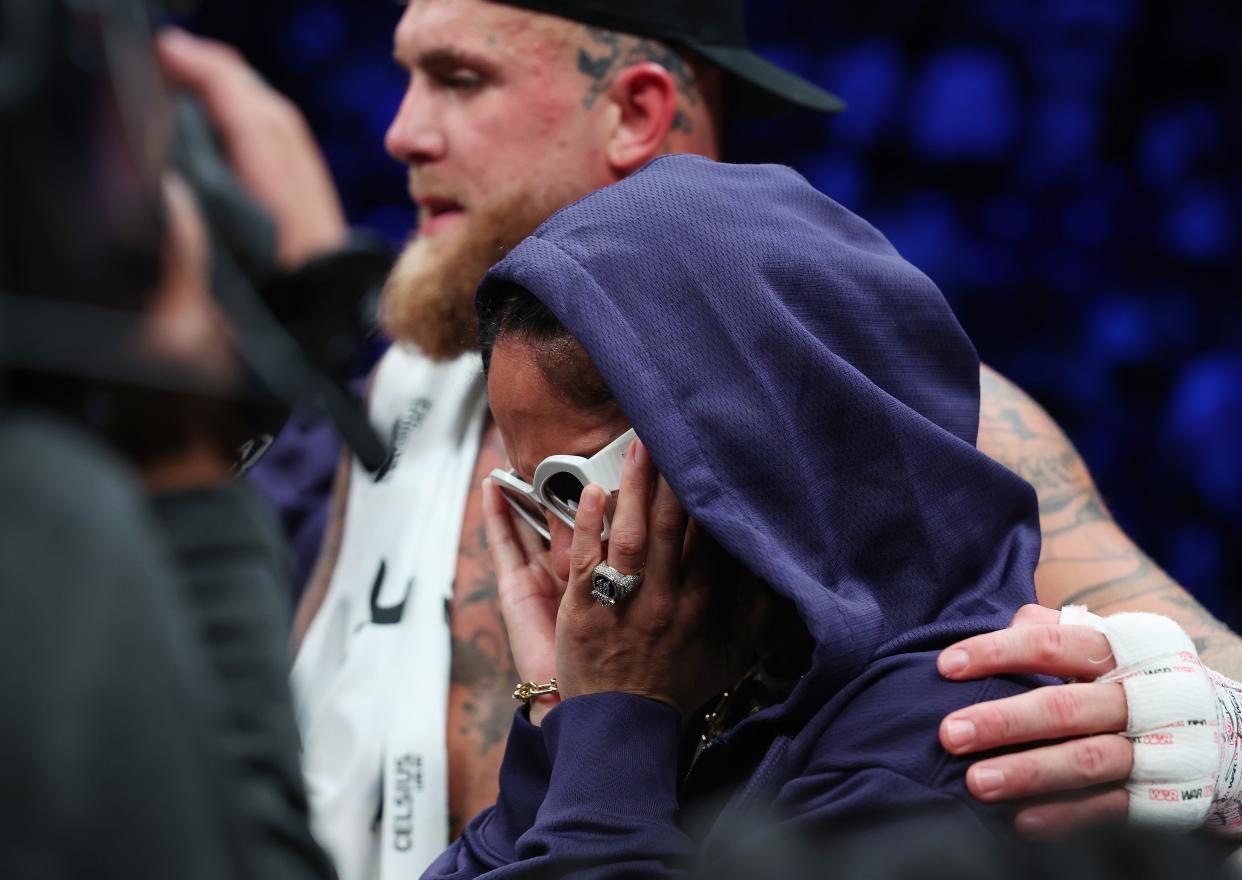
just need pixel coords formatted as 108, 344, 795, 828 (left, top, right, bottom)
1059, 606, 1241, 830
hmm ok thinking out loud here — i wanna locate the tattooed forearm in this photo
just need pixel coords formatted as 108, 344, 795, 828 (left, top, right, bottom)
978, 366, 1107, 515
449, 521, 516, 755
1060, 559, 1242, 679
450, 615, 515, 754
447, 418, 518, 838
1040, 491, 1110, 538
1151, 588, 1242, 678
977, 364, 1242, 680
576, 26, 698, 132
446, 565, 515, 840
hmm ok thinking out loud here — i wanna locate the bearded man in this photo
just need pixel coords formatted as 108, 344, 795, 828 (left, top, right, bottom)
158, 2, 1242, 877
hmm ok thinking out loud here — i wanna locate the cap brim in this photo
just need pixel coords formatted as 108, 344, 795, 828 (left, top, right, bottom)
685, 42, 845, 116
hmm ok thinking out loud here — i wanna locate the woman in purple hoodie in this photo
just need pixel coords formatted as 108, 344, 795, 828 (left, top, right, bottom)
425, 155, 1046, 878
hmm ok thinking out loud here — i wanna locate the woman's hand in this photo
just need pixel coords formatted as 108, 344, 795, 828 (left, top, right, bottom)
481, 479, 562, 714
553, 438, 741, 716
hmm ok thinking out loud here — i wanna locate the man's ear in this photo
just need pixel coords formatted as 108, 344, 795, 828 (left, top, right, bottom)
604, 62, 680, 176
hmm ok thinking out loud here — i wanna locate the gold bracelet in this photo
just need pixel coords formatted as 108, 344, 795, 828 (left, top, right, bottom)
512, 678, 558, 703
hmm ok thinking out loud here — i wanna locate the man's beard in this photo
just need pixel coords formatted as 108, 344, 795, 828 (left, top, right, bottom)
380, 186, 565, 361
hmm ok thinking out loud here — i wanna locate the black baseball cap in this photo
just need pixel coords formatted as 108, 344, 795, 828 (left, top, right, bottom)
492, 0, 845, 115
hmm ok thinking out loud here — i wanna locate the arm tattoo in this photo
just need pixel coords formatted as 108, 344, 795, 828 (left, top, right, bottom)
978, 367, 1110, 524
1048, 531, 1242, 678
449, 422, 517, 756
450, 540, 516, 756
445, 421, 515, 838
576, 26, 698, 133
449, 577, 515, 756
977, 365, 1242, 680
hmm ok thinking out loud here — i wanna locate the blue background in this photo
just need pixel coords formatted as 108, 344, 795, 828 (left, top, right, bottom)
181, 1, 1241, 630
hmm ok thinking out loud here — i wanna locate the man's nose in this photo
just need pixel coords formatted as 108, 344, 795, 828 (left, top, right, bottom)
384, 81, 447, 165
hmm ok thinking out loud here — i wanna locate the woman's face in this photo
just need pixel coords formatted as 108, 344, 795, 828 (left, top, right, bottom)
487, 336, 631, 582
488, 334, 799, 686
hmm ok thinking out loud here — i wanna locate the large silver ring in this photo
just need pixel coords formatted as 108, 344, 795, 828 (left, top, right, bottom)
591, 562, 643, 607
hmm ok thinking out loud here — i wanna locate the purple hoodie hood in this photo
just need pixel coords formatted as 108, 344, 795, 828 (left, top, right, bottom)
478, 155, 1040, 694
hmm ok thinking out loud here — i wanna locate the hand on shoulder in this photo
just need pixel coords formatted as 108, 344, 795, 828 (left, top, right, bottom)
939, 604, 1242, 838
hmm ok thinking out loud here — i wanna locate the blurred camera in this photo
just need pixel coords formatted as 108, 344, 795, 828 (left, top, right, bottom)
0, 0, 390, 472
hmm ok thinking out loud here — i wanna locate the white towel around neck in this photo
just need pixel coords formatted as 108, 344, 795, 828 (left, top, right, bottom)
291, 345, 487, 880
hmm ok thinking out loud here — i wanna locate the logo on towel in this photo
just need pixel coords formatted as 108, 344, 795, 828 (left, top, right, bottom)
370, 560, 413, 625
374, 397, 433, 482
392, 753, 424, 852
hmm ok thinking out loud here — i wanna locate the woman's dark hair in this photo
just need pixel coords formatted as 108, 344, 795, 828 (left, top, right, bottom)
477, 281, 615, 410
478, 281, 562, 373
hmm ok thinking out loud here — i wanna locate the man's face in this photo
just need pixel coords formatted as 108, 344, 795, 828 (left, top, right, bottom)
381, 0, 616, 359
